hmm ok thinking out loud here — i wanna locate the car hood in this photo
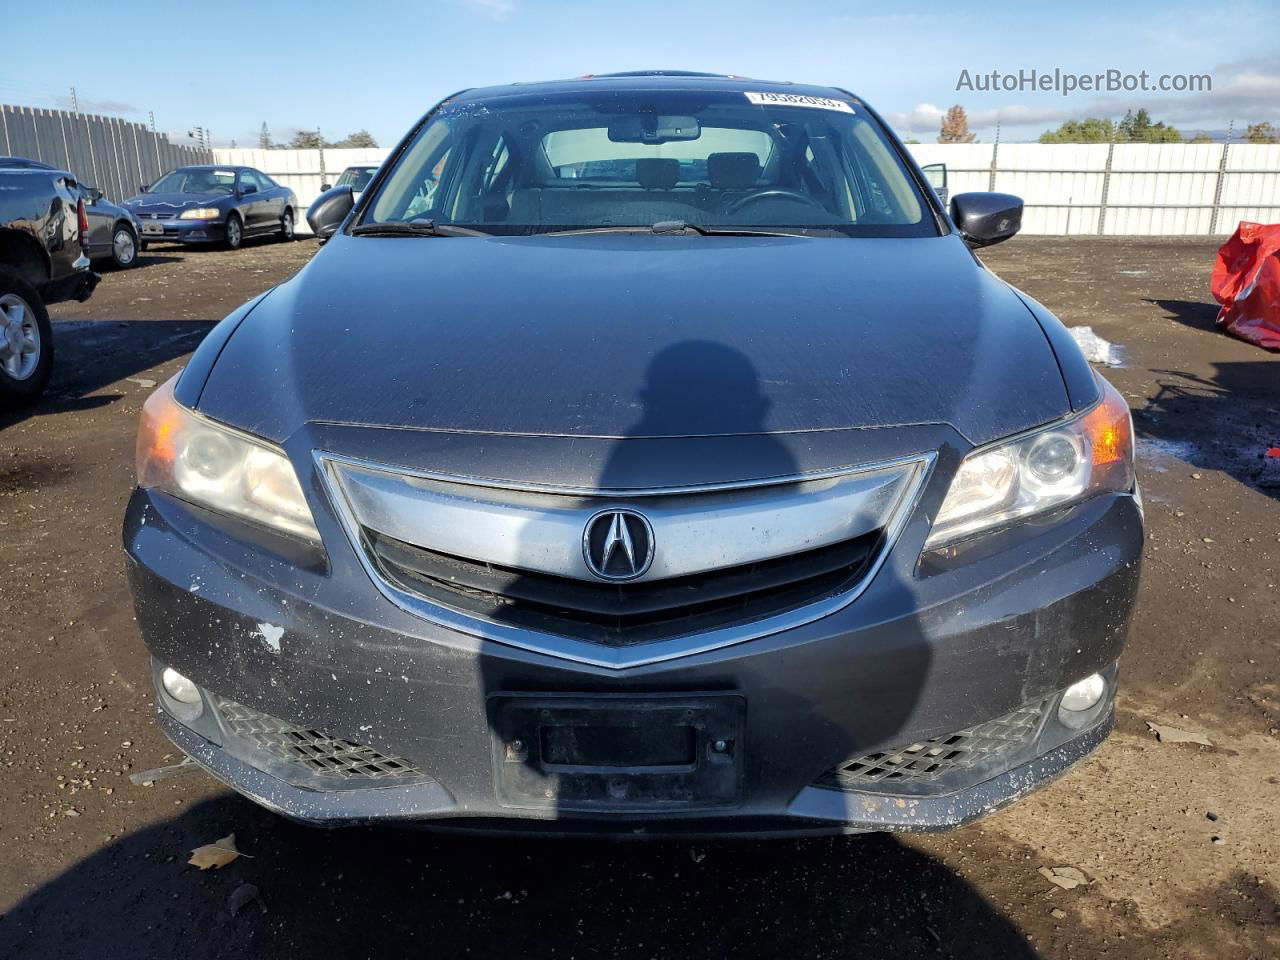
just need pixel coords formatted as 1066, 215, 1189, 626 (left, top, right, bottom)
124, 192, 228, 211
197, 233, 1070, 448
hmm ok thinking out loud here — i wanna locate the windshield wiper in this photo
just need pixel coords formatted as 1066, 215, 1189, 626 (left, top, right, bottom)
349, 220, 490, 237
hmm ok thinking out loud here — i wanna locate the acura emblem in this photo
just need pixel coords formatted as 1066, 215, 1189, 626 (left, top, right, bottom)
582, 509, 654, 581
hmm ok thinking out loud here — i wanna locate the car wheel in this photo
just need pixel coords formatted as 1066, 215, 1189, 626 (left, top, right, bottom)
279, 209, 295, 242
0, 268, 53, 408
139, 239, 149, 252
111, 224, 139, 268
224, 214, 243, 250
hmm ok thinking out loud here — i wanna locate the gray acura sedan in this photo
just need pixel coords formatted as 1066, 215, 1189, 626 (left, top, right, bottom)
123, 72, 1142, 835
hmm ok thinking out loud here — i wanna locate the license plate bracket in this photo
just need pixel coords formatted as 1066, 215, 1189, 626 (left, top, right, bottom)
489, 694, 745, 811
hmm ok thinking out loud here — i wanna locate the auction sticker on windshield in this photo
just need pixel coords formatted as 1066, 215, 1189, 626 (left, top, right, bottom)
744, 92, 854, 112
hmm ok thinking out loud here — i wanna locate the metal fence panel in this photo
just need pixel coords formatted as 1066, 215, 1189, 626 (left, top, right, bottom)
209, 141, 1280, 237
1, 103, 212, 202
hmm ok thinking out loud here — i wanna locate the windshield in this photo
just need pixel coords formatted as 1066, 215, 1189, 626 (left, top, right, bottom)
149, 168, 236, 195
337, 167, 377, 191
365, 89, 935, 237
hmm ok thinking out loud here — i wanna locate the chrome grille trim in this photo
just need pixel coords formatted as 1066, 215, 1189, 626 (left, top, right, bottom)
316, 451, 934, 670
328, 457, 920, 584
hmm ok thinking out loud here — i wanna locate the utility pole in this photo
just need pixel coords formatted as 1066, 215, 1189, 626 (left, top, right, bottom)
70, 87, 79, 113
148, 111, 155, 132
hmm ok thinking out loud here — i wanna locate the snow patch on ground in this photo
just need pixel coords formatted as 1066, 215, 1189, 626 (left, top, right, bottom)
1068, 326, 1124, 366
1136, 436, 1197, 471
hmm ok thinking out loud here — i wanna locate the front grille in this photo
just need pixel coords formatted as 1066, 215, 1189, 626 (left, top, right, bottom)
140, 212, 175, 220
216, 697, 427, 782
817, 701, 1046, 791
366, 529, 881, 647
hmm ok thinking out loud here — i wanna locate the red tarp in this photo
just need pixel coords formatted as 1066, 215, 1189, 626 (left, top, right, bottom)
1212, 222, 1280, 350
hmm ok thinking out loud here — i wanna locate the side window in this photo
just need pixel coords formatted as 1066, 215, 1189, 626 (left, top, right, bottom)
375, 120, 455, 222
244, 170, 270, 191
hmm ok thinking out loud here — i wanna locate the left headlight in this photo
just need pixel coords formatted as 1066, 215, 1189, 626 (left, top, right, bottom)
135, 375, 320, 542
178, 207, 221, 220
924, 374, 1134, 550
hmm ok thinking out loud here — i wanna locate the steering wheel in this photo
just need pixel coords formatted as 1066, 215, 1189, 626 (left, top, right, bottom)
723, 188, 826, 216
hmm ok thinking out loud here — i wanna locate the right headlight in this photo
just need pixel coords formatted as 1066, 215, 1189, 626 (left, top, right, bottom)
135, 375, 320, 542
924, 374, 1134, 550
178, 207, 221, 220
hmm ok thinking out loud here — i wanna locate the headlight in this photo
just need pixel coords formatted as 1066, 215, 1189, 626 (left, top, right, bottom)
135, 375, 320, 541
178, 207, 221, 220
925, 375, 1134, 549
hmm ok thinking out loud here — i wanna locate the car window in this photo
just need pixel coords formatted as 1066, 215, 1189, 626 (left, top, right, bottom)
240, 170, 269, 191
336, 167, 377, 191
364, 89, 932, 237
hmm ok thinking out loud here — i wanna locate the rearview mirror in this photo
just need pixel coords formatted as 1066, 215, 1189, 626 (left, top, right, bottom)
608, 115, 700, 144
950, 192, 1022, 248
320, 182, 331, 191
307, 184, 354, 241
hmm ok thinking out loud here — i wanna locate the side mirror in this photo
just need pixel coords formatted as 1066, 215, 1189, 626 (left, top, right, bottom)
950, 192, 1022, 248
320, 183, 331, 191
240, 183, 258, 196
307, 184, 354, 241
139, 183, 149, 193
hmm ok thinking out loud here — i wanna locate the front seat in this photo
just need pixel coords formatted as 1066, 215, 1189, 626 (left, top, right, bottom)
636, 157, 681, 190
707, 152, 762, 211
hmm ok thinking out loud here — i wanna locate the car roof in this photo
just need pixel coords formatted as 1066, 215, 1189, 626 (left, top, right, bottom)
0, 156, 58, 170
170, 164, 249, 171
448, 71, 860, 105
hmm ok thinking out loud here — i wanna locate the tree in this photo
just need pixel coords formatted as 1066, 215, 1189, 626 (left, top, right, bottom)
1245, 122, 1278, 144
937, 105, 976, 144
1039, 118, 1116, 143
1117, 109, 1181, 143
1187, 132, 1213, 144
286, 129, 324, 150
330, 129, 379, 148
258, 122, 273, 150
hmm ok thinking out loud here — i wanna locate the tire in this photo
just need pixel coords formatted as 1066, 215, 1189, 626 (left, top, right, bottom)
0, 268, 53, 408
279, 208, 295, 242
224, 213, 243, 250
111, 223, 139, 268
139, 239, 149, 252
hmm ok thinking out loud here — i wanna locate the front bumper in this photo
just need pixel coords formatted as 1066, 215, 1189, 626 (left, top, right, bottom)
135, 217, 225, 244
125, 479, 1142, 835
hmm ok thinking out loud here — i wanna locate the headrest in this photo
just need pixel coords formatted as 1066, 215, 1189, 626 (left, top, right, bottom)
636, 157, 680, 190
707, 152, 762, 190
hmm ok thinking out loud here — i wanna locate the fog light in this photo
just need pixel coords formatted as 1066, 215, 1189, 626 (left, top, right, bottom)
1060, 673, 1106, 712
161, 667, 201, 705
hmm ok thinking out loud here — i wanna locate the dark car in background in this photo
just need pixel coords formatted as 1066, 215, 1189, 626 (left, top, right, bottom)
126, 73, 1142, 835
123, 165, 297, 249
323, 164, 380, 199
1, 164, 98, 405
80, 184, 143, 268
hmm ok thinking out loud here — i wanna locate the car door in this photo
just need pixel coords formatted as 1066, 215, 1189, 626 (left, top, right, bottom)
235, 170, 267, 233
253, 169, 286, 224
79, 184, 112, 256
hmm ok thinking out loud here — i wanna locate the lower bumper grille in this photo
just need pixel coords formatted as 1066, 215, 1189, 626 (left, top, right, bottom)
367, 529, 880, 647
817, 701, 1047, 792
215, 697, 426, 782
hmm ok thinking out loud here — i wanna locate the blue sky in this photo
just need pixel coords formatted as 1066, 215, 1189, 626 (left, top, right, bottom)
1, 0, 1276, 146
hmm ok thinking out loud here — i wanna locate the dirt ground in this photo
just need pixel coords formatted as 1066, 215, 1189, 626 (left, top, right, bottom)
0, 234, 1276, 959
